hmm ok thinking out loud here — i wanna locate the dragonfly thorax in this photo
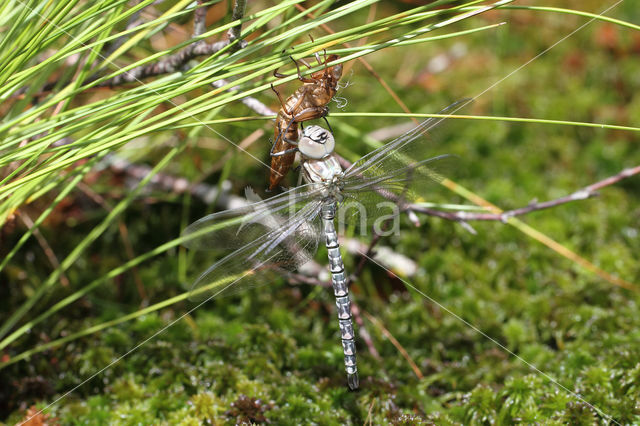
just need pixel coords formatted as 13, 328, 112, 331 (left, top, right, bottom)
300, 125, 344, 200
302, 155, 344, 197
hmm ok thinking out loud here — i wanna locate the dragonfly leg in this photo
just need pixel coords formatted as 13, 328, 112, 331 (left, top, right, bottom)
298, 57, 313, 70
292, 106, 328, 122
272, 93, 306, 147
275, 93, 309, 148
274, 55, 317, 82
315, 50, 323, 68
272, 122, 295, 149
273, 115, 300, 150
270, 129, 298, 153
322, 115, 334, 135
274, 102, 327, 149
280, 104, 320, 144
273, 51, 291, 78
290, 56, 316, 83
274, 105, 329, 149
306, 34, 325, 69
271, 84, 290, 112
274, 130, 299, 149
270, 146, 298, 158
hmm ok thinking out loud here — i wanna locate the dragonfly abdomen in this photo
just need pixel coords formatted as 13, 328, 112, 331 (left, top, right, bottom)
322, 201, 359, 390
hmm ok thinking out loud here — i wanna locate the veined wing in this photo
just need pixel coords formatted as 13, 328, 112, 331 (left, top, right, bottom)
181, 184, 325, 301
338, 154, 456, 232
182, 183, 322, 251
343, 99, 469, 180
337, 101, 468, 229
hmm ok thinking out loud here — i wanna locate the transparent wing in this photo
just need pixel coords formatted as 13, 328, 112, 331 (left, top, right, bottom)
344, 99, 468, 179
338, 100, 469, 230
181, 184, 324, 301
183, 183, 321, 251
339, 155, 457, 232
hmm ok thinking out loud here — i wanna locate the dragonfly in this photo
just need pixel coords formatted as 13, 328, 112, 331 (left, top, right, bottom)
269, 48, 343, 190
181, 101, 465, 390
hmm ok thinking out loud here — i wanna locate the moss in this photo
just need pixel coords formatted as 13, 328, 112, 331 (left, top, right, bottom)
3, 2, 640, 424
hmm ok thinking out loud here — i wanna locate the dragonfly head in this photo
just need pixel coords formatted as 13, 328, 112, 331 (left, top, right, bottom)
298, 125, 335, 160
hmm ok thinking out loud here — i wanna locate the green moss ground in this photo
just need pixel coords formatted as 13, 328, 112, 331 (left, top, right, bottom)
2, 1, 640, 424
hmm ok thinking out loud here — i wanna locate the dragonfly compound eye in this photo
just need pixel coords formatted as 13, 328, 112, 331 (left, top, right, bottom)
299, 125, 335, 159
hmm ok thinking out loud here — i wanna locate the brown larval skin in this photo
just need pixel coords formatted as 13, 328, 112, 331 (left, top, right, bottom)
269, 55, 343, 190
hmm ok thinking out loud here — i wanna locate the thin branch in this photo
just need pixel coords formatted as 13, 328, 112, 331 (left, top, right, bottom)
362, 309, 423, 380
118, 220, 147, 303
285, 270, 381, 361
285, 271, 330, 289
97, 1, 248, 88
104, 154, 227, 205
351, 301, 382, 361
410, 165, 640, 222
336, 155, 640, 222
193, 0, 207, 38
227, 0, 247, 47
350, 231, 382, 284
341, 160, 639, 284
97, 39, 232, 87
210, 79, 276, 117
76, 181, 147, 302
105, 0, 145, 57
17, 211, 70, 288
365, 398, 377, 426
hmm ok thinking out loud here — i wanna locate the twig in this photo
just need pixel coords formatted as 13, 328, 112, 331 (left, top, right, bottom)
350, 301, 382, 361
76, 182, 147, 303
339, 159, 638, 283
227, 0, 247, 49
210, 79, 276, 117
365, 397, 376, 426
286, 270, 382, 361
97, 39, 232, 87
16, 211, 70, 288
345, 209, 421, 284
348, 238, 418, 277
103, 154, 229, 205
193, 1, 207, 38
362, 309, 423, 380
366, 122, 415, 142
284, 270, 330, 289
337, 155, 640, 222
349, 229, 383, 285
97, 1, 247, 88
410, 165, 640, 222
206, 1, 267, 115
118, 220, 147, 303
105, 0, 145, 56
